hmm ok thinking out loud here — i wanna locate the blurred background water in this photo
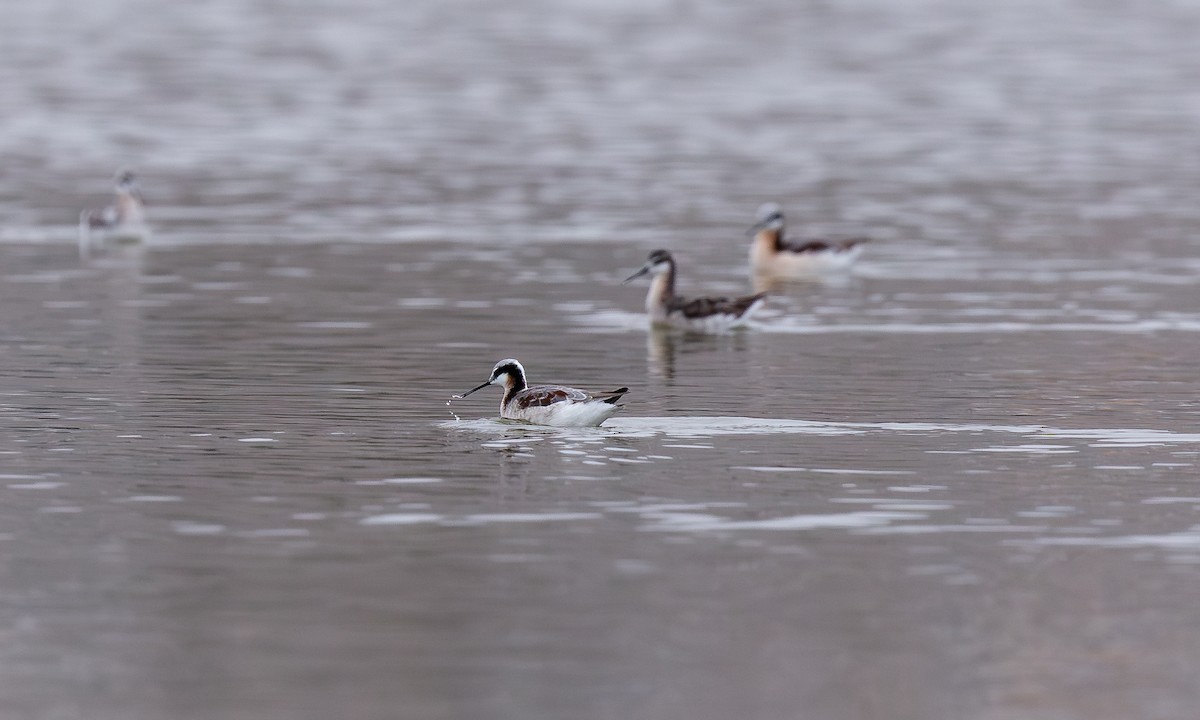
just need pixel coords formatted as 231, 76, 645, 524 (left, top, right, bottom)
2, 1, 1200, 719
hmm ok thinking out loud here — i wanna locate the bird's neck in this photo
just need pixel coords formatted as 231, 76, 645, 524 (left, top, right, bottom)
646, 264, 676, 313
756, 227, 784, 252
116, 191, 144, 223
501, 374, 526, 408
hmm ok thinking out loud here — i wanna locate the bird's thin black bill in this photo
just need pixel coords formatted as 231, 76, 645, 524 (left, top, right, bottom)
622, 266, 650, 284
454, 381, 491, 399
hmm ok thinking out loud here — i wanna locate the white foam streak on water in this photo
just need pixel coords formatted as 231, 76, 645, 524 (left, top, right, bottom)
443, 416, 1200, 449
358, 514, 444, 526
859, 524, 1051, 536
970, 444, 1078, 454
1033, 428, 1200, 445
354, 477, 443, 486
1019, 528, 1200, 549
360, 512, 603, 526
442, 416, 866, 437
762, 319, 1200, 335
638, 510, 926, 532
574, 309, 1200, 336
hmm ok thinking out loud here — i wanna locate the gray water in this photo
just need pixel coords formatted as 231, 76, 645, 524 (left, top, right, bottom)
3, 1, 1200, 719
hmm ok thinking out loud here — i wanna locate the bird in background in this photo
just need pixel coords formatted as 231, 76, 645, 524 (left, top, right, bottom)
624, 249, 766, 332
747, 202, 868, 280
79, 170, 149, 258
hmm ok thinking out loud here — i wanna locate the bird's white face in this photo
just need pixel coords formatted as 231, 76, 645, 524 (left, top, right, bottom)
645, 259, 671, 276
623, 251, 674, 284
488, 359, 524, 387
456, 359, 524, 399
751, 203, 785, 233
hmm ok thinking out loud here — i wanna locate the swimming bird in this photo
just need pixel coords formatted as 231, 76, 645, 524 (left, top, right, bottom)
748, 202, 867, 278
454, 358, 628, 427
623, 249, 766, 332
79, 170, 149, 258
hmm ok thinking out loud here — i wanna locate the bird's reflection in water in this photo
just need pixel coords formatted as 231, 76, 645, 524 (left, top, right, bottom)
92, 242, 148, 361
646, 326, 750, 384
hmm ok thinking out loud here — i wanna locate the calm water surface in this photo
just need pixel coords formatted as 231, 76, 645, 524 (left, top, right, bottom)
3, 1, 1200, 719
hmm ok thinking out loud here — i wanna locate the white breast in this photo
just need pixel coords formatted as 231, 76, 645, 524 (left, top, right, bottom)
751, 243, 863, 278
505, 400, 621, 427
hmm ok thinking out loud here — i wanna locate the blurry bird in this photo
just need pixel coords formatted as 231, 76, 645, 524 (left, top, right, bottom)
79, 170, 148, 258
747, 202, 867, 279
624, 249, 766, 332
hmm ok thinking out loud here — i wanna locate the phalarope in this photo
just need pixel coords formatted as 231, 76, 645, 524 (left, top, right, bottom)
79, 170, 149, 258
454, 358, 629, 427
748, 202, 867, 278
623, 249, 766, 332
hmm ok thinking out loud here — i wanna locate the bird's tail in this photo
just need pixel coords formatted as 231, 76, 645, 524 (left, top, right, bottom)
600, 387, 629, 404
